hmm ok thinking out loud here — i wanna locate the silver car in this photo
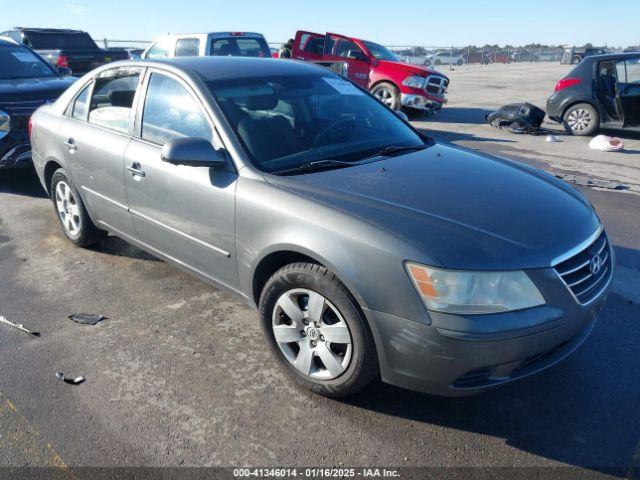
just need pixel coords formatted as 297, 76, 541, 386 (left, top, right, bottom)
30, 57, 613, 397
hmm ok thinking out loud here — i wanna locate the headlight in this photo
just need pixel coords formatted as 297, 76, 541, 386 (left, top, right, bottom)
0, 110, 10, 140
402, 75, 426, 89
406, 262, 545, 314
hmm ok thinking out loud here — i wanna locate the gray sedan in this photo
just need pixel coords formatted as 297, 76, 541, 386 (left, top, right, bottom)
30, 57, 613, 397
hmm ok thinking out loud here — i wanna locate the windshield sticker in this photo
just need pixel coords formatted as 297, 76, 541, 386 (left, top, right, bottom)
323, 77, 364, 96
11, 52, 38, 63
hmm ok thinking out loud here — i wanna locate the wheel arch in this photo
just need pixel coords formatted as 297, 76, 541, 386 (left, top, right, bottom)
43, 158, 64, 196
561, 99, 600, 120
369, 79, 400, 94
250, 246, 369, 313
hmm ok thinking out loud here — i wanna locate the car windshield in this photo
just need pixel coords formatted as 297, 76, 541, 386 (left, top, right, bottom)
0, 44, 56, 79
208, 73, 425, 173
362, 41, 398, 61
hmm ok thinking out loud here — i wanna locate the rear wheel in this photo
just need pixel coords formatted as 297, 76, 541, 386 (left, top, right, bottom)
371, 82, 400, 110
50, 168, 106, 246
259, 263, 378, 397
563, 103, 599, 136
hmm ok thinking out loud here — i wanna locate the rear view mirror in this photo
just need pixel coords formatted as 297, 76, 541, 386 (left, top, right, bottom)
161, 137, 226, 167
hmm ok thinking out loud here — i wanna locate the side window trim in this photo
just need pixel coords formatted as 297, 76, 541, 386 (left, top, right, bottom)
64, 80, 95, 122
134, 68, 224, 148
85, 66, 145, 137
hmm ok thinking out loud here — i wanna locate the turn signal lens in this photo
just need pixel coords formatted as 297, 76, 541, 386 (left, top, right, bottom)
406, 262, 545, 315
555, 78, 581, 92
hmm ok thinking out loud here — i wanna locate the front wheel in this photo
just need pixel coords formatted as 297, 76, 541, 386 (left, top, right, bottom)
371, 82, 400, 110
50, 168, 106, 246
259, 263, 379, 397
563, 103, 599, 136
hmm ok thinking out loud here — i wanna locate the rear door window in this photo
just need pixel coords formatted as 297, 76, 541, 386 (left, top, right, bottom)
175, 38, 200, 57
141, 73, 212, 145
88, 68, 142, 133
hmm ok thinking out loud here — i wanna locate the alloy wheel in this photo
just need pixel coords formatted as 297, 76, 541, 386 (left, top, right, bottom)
567, 108, 593, 132
55, 181, 81, 237
373, 88, 395, 108
272, 288, 353, 380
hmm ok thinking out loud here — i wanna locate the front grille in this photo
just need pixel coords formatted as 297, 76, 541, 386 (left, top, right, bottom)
425, 75, 448, 96
553, 230, 612, 305
1, 100, 49, 133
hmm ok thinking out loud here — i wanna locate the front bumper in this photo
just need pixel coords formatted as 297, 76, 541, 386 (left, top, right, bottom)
0, 133, 32, 169
401, 93, 446, 111
363, 262, 613, 396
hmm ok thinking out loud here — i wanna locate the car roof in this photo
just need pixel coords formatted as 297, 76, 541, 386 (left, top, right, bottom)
0, 36, 19, 45
137, 56, 328, 81
12, 27, 86, 34
583, 52, 640, 62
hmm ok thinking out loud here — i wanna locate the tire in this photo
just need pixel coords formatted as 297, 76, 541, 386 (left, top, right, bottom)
50, 168, 106, 247
259, 262, 379, 398
563, 103, 599, 136
370, 82, 400, 110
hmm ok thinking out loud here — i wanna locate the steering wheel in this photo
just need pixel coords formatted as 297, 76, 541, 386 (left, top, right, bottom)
312, 116, 357, 148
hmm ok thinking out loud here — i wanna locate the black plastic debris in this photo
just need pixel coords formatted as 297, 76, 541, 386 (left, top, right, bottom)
486, 102, 546, 134
68, 313, 107, 325
55, 372, 85, 385
0, 315, 40, 336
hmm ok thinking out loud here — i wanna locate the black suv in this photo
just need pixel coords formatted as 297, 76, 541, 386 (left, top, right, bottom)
547, 53, 640, 136
0, 37, 75, 169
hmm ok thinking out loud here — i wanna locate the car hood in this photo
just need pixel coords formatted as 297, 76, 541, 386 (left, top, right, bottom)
0, 76, 76, 104
267, 143, 600, 270
377, 59, 448, 80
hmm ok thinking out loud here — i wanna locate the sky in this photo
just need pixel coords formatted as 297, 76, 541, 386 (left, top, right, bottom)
3, 0, 637, 48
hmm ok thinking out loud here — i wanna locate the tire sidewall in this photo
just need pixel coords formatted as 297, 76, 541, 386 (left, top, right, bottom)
371, 82, 400, 111
563, 103, 599, 136
259, 264, 377, 397
50, 169, 89, 245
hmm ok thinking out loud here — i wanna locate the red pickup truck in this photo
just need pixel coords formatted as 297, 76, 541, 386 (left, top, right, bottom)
291, 31, 449, 112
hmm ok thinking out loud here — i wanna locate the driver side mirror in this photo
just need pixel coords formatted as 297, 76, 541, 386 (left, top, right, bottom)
347, 50, 368, 62
161, 137, 226, 167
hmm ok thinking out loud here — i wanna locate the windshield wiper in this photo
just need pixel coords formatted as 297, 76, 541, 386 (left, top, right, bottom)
376, 144, 428, 156
273, 159, 356, 176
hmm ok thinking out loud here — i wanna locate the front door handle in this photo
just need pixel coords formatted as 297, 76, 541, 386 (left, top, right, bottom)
126, 162, 146, 178
64, 139, 77, 151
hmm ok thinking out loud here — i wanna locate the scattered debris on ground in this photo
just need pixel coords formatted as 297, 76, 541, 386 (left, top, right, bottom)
545, 134, 561, 143
55, 372, 85, 385
486, 102, 546, 134
0, 315, 40, 337
556, 174, 629, 191
68, 313, 107, 325
589, 135, 624, 152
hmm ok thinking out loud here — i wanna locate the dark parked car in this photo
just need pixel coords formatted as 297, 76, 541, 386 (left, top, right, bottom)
571, 47, 608, 65
547, 53, 640, 135
0, 28, 128, 76
0, 37, 75, 169
30, 57, 612, 397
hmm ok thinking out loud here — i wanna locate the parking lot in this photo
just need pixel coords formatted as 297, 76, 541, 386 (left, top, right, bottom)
1, 64, 639, 477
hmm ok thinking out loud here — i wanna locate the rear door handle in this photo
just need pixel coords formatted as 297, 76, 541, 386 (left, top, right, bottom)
64, 139, 77, 151
127, 162, 146, 178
